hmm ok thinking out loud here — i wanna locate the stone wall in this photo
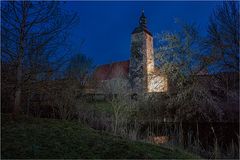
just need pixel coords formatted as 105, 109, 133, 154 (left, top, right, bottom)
129, 31, 155, 93
147, 72, 168, 92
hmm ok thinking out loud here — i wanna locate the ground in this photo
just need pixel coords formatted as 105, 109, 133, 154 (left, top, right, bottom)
1, 114, 198, 159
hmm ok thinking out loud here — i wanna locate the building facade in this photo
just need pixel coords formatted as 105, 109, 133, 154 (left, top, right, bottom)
94, 11, 168, 93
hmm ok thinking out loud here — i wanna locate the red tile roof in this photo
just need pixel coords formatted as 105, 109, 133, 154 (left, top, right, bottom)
94, 60, 129, 81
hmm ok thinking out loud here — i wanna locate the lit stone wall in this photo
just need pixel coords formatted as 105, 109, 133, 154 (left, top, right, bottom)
130, 31, 168, 93
145, 34, 154, 74
129, 32, 146, 93
147, 73, 168, 92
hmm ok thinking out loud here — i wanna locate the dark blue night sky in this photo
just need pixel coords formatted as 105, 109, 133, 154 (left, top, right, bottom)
64, 1, 222, 66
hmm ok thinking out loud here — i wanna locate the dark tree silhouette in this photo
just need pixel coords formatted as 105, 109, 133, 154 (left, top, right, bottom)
206, 1, 239, 72
1, 1, 78, 115
65, 53, 93, 85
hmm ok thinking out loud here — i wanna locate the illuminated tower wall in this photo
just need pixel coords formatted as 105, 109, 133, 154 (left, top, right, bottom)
129, 11, 154, 93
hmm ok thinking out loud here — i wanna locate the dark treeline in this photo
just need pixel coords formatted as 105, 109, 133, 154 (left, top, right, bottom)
1, 1, 94, 118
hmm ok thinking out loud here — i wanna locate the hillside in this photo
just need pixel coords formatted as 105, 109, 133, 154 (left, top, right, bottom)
1, 114, 197, 159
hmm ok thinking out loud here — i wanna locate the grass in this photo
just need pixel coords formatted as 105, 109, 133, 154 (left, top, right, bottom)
90, 100, 113, 113
76, 99, 113, 114
1, 114, 198, 159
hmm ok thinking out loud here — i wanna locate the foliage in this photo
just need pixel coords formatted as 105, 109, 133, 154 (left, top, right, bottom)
167, 81, 223, 122
155, 23, 222, 122
155, 23, 208, 78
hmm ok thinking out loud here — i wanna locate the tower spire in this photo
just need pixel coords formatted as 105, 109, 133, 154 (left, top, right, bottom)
132, 9, 152, 36
139, 9, 147, 27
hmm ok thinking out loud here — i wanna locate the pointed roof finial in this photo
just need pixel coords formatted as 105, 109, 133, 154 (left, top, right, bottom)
139, 9, 147, 27
132, 9, 152, 36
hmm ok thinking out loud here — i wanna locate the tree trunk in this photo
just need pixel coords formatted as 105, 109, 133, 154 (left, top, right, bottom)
13, 43, 24, 116
12, 1, 28, 116
13, 86, 22, 114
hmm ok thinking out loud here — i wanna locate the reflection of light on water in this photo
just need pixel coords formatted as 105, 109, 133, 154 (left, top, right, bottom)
148, 136, 170, 144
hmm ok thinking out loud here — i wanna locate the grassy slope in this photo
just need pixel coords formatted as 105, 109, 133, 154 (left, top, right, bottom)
1, 114, 197, 159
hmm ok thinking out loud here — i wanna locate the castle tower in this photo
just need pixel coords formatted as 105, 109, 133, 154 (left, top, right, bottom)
129, 10, 154, 93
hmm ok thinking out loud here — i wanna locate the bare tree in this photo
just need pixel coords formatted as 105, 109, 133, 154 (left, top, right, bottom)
155, 23, 223, 122
99, 67, 136, 135
1, 1, 77, 116
50, 79, 79, 120
50, 53, 94, 120
204, 1, 239, 122
65, 53, 94, 87
205, 1, 239, 72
